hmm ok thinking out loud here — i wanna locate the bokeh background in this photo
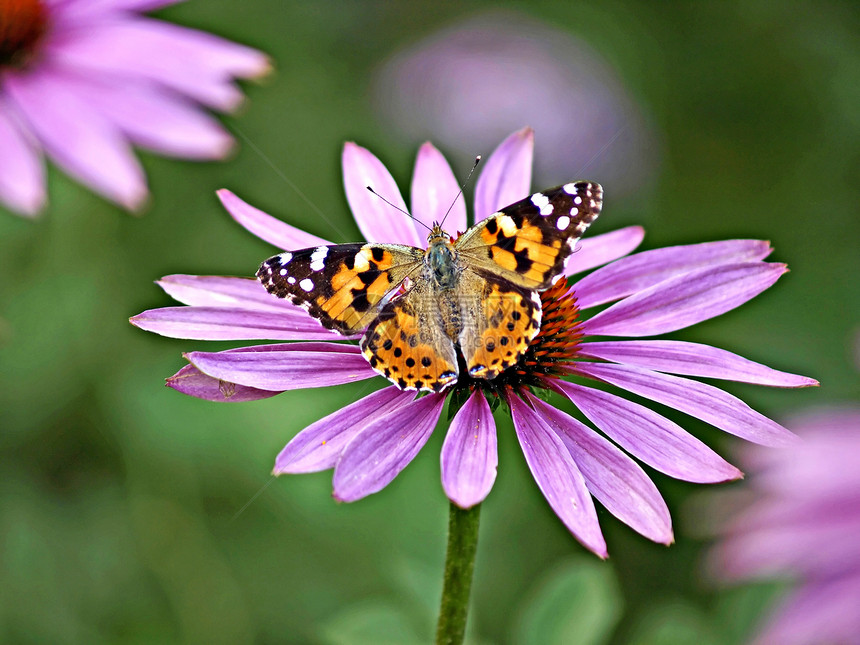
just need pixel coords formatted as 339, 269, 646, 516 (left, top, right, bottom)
2, 1, 859, 643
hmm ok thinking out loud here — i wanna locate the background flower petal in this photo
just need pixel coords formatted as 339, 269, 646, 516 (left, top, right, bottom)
578, 340, 817, 387
165, 364, 281, 402
564, 226, 645, 276
54, 0, 185, 18
554, 380, 742, 483
274, 386, 416, 474
342, 142, 423, 247
4, 69, 147, 210
572, 239, 774, 310
0, 101, 45, 215
440, 390, 498, 509
582, 262, 787, 337
752, 578, 860, 645
47, 18, 266, 110
508, 394, 607, 557
410, 142, 466, 237
184, 342, 375, 390
130, 306, 341, 341
473, 127, 533, 222
217, 189, 331, 249
80, 78, 234, 159
333, 393, 446, 502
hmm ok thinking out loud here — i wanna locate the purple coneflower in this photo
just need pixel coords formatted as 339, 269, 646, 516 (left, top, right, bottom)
132, 128, 816, 557
709, 407, 860, 645
0, 0, 269, 216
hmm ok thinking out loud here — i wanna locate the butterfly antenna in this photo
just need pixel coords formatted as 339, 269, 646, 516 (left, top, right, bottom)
440, 155, 482, 230
365, 186, 433, 233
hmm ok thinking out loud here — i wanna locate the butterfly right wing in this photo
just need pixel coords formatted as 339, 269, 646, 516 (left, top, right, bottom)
257, 243, 424, 334
455, 181, 603, 291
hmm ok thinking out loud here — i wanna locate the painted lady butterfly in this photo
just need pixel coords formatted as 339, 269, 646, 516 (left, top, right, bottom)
258, 182, 603, 393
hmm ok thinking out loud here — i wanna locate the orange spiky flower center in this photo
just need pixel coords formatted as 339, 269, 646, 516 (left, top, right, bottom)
0, 0, 48, 68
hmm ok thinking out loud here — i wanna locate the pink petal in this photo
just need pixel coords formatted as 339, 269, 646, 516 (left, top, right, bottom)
48, 17, 267, 111
80, 77, 233, 159
217, 189, 331, 249
184, 342, 375, 390
718, 510, 860, 580
508, 394, 607, 557
54, 0, 184, 18
572, 239, 774, 309
156, 275, 288, 312
4, 69, 147, 210
410, 142, 466, 238
274, 386, 416, 474
526, 394, 673, 544
564, 226, 645, 276
473, 127, 533, 222
577, 340, 817, 387
440, 390, 498, 509
572, 362, 797, 447
553, 380, 742, 483
582, 262, 787, 337
342, 142, 423, 247
752, 577, 860, 645
166, 364, 281, 402
128, 19, 270, 80
130, 306, 341, 341
332, 393, 446, 502
0, 101, 45, 215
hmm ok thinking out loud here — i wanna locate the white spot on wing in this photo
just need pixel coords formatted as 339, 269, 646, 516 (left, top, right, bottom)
498, 215, 518, 237
279, 268, 288, 275
563, 183, 577, 195
354, 247, 371, 272
299, 278, 314, 292
287, 277, 296, 284
309, 246, 329, 272
556, 215, 570, 230
280, 252, 293, 264
531, 192, 553, 216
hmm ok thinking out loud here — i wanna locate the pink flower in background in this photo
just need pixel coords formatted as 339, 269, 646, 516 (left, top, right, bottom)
710, 408, 860, 645
0, 0, 269, 216
132, 128, 816, 557
372, 11, 657, 196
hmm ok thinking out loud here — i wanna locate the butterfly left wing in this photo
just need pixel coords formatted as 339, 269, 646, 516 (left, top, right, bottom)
257, 243, 424, 334
455, 181, 603, 290
360, 278, 460, 393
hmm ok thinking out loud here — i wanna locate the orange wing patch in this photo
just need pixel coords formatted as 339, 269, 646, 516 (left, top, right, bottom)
360, 292, 458, 393
459, 278, 542, 380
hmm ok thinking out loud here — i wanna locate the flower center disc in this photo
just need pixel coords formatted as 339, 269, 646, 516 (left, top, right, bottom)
0, 0, 48, 68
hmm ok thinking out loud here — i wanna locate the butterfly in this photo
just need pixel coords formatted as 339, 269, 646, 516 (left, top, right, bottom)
257, 181, 603, 393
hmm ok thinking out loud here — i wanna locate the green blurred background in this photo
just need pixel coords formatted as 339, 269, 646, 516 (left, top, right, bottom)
1, 1, 859, 643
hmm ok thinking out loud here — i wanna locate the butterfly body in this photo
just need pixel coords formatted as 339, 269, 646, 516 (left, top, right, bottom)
258, 181, 603, 393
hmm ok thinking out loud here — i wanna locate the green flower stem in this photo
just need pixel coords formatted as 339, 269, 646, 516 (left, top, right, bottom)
435, 502, 481, 645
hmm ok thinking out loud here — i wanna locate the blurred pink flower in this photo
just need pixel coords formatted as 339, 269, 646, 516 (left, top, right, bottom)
133, 128, 817, 557
372, 11, 657, 196
0, 0, 269, 216
710, 408, 860, 645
